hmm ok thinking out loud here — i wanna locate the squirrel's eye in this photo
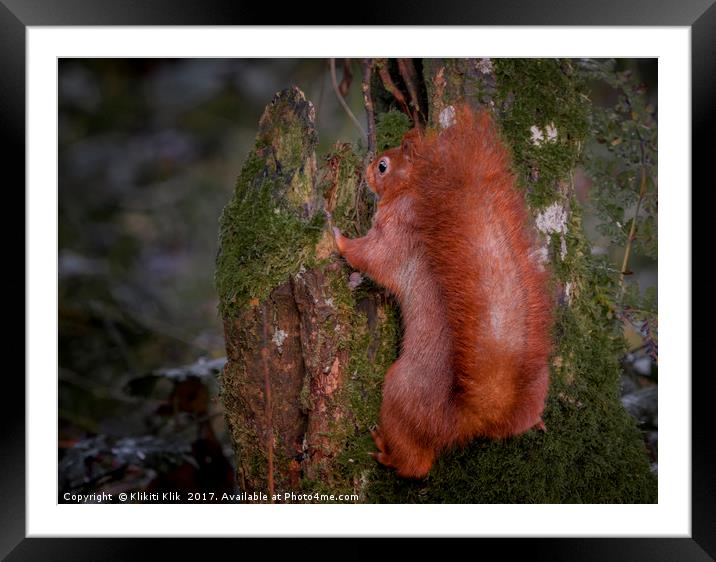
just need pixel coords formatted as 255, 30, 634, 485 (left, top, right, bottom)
378, 159, 388, 174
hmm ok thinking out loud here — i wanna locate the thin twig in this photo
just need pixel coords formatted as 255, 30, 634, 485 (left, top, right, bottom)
619, 141, 648, 287
361, 58, 377, 159
376, 59, 411, 118
330, 58, 365, 138
338, 58, 353, 97
397, 58, 422, 125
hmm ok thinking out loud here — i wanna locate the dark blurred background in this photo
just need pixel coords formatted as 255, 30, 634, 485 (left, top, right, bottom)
58, 58, 657, 501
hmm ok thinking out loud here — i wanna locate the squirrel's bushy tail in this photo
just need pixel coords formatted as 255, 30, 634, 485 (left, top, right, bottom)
413, 105, 553, 440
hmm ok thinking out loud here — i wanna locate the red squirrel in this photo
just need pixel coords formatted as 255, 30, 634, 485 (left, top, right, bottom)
332, 105, 552, 479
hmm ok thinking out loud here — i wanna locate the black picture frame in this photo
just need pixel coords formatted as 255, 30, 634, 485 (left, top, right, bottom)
3, 1, 708, 559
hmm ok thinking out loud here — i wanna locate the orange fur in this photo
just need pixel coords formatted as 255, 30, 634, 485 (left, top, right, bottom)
333, 105, 552, 478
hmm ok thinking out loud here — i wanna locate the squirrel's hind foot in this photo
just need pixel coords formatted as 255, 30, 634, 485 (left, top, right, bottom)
370, 426, 387, 451
369, 425, 435, 479
369, 426, 394, 468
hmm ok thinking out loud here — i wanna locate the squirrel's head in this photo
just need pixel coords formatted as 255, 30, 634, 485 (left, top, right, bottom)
366, 128, 421, 201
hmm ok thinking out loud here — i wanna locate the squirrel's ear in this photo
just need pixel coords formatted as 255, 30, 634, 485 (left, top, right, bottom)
401, 139, 414, 161
401, 129, 421, 161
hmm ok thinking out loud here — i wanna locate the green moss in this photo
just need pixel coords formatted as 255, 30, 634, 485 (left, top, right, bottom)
493, 59, 589, 209
215, 88, 323, 315
215, 149, 324, 315
327, 309, 400, 499
320, 144, 374, 238
375, 110, 413, 152
334, 272, 400, 485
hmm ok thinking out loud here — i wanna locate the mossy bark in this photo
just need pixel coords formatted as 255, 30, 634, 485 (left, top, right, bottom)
216, 61, 657, 503
216, 87, 397, 499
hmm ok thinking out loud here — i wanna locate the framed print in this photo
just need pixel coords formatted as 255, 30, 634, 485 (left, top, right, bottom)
3, 1, 709, 559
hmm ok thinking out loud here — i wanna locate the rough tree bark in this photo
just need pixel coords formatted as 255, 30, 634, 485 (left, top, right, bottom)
216, 60, 657, 503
